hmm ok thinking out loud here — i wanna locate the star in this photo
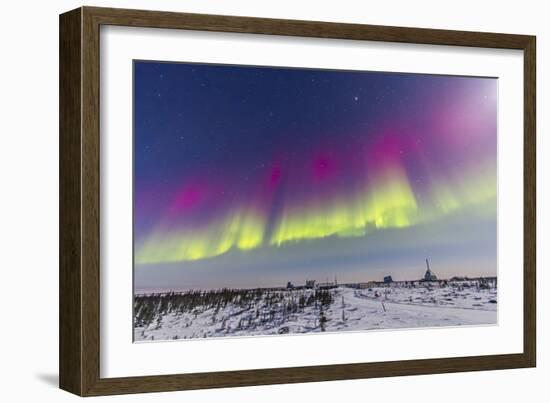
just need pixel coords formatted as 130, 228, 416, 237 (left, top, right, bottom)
354, 96, 359, 102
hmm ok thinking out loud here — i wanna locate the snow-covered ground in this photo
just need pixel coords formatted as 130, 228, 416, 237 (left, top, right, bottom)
134, 282, 497, 342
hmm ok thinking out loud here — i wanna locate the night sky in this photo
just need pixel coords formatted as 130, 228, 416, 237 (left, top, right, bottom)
133, 61, 497, 291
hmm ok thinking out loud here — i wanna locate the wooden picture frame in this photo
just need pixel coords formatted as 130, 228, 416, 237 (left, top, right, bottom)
59, 6, 536, 396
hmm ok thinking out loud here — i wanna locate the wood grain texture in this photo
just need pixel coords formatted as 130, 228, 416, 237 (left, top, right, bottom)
81, 6, 102, 396
59, 7, 82, 396
523, 38, 536, 367
59, 6, 537, 396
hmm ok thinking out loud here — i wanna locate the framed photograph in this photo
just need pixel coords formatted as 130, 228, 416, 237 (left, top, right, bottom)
59, 6, 536, 396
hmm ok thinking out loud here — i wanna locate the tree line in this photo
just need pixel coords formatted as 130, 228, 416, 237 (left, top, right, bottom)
134, 288, 334, 329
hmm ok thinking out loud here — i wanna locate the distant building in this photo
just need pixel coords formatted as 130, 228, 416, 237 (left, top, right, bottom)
383, 275, 393, 284
423, 258, 438, 281
355, 281, 377, 289
305, 280, 316, 289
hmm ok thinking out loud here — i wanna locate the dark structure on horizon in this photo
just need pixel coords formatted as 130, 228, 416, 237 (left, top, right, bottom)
422, 258, 438, 281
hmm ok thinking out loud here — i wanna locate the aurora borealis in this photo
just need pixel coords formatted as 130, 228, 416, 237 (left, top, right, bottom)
134, 61, 497, 290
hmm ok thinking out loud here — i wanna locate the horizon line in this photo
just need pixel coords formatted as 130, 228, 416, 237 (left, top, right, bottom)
134, 274, 497, 295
